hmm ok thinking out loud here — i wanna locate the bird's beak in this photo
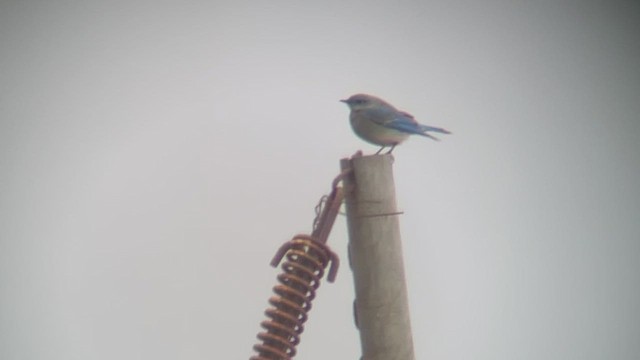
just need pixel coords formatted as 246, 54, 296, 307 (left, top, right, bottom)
339, 99, 348, 103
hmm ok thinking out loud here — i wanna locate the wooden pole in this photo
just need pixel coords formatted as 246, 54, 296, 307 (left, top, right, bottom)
340, 154, 415, 360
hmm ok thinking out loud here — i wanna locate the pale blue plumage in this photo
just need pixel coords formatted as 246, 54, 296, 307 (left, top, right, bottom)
341, 93, 451, 154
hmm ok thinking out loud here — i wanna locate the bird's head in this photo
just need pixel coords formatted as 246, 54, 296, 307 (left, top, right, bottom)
340, 94, 391, 111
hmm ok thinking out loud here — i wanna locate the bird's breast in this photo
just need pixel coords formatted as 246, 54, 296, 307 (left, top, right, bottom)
350, 113, 409, 146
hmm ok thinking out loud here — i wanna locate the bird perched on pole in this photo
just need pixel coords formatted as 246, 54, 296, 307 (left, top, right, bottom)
340, 93, 451, 154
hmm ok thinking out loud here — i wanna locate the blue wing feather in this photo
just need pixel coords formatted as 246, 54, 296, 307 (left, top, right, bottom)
384, 116, 423, 134
361, 107, 451, 139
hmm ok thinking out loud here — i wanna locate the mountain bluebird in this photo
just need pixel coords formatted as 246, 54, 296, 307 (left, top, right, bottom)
341, 93, 451, 154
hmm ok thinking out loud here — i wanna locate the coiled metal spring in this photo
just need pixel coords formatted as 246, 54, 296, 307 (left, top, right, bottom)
251, 234, 338, 360
250, 172, 347, 360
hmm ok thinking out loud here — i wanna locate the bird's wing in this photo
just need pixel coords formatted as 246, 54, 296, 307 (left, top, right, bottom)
361, 108, 449, 140
383, 111, 448, 140
381, 112, 424, 134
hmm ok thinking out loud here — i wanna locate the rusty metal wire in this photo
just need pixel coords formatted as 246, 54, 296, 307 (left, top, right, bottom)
250, 171, 347, 360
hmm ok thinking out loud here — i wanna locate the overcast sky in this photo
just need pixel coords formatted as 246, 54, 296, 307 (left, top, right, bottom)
1, 1, 639, 359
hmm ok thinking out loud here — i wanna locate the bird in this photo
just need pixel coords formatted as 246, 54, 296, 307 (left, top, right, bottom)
340, 93, 451, 154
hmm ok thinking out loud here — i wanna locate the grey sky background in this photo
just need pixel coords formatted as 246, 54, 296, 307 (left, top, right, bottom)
1, 1, 639, 359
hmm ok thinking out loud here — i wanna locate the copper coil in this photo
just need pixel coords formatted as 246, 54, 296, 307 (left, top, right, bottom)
251, 235, 335, 360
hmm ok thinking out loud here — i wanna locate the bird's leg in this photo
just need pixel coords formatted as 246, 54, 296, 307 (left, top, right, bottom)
375, 146, 385, 155
385, 144, 397, 154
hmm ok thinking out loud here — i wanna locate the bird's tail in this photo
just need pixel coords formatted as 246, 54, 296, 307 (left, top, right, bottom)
419, 132, 441, 141
420, 125, 451, 134
416, 125, 451, 141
